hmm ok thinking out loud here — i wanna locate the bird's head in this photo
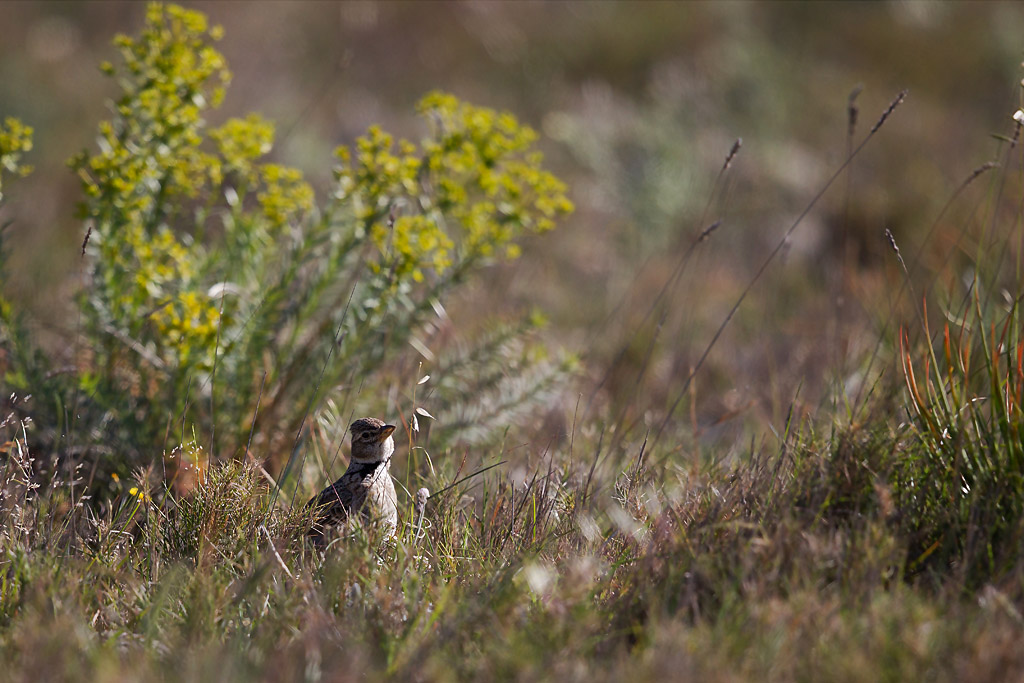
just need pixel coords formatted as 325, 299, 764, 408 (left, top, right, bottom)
349, 417, 397, 463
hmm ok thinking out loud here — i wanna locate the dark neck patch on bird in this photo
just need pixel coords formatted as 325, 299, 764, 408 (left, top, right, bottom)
349, 460, 385, 477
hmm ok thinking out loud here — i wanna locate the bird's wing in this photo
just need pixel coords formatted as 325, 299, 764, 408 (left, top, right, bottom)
306, 470, 370, 530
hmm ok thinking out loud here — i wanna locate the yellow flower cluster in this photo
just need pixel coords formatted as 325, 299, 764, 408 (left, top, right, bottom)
152, 290, 221, 363
92, 223, 218, 365
334, 91, 574, 282
419, 92, 574, 256
258, 164, 315, 230
72, 3, 314, 371
209, 114, 274, 185
72, 4, 228, 220
0, 117, 33, 202
370, 216, 454, 281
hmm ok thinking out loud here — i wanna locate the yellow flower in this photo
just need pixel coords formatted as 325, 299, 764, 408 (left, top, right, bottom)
334, 90, 573, 280
257, 163, 314, 228
0, 116, 34, 201
211, 114, 275, 182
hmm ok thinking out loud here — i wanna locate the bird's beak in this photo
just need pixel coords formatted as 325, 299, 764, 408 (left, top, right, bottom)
379, 424, 396, 441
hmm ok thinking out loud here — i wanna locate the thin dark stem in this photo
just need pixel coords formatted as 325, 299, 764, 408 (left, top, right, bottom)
652, 90, 908, 449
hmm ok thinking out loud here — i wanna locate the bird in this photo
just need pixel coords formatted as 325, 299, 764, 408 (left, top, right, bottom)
306, 417, 399, 545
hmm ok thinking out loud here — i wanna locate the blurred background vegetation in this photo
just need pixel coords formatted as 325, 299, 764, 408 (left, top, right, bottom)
2, 1, 1023, 458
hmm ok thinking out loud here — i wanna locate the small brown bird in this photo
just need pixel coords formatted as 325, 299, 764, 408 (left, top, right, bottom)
306, 417, 399, 545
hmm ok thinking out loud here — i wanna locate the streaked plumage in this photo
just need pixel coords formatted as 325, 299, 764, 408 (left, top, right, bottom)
306, 417, 398, 544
